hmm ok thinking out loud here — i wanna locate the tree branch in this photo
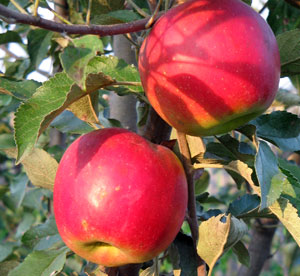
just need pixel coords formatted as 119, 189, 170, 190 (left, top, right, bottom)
176, 131, 198, 244
237, 219, 278, 276
0, 4, 162, 36
176, 131, 207, 275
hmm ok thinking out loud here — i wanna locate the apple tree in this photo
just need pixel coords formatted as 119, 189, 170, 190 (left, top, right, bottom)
0, 0, 300, 275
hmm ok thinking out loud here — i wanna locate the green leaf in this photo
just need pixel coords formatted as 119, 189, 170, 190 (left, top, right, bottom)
9, 173, 28, 209
136, 101, 149, 127
0, 31, 22, 44
194, 170, 210, 195
132, 0, 149, 9
269, 197, 300, 247
60, 35, 104, 90
216, 135, 255, 164
26, 29, 53, 74
22, 216, 61, 250
278, 159, 300, 212
279, 158, 300, 184
267, 0, 300, 35
14, 56, 141, 162
107, 9, 141, 22
0, 0, 9, 6
15, 212, 35, 239
13, 73, 93, 162
3, 59, 30, 79
255, 141, 284, 210
2, 148, 58, 190
0, 94, 12, 106
252, 111, 300, 151
228, 194, 261, 218
253, 111, 300, 138
226, 170, 246, 189
290, 74, 300, 91
51, 110, 94, 134
87, 56, 143, 96
232, 241, 250, 268
91, 0, 125, 16
91, 10, 141, 25
0, 78, 41, 100
277, 29, 300, 77
0, 242, 14, 262
0, 261, 19, 276
205, 135, 255, 166
8, 247, 69, 276
224, 216, 248, 252
242, 0, 252, 5
22, 188, 44, 210
173, 232, 198, 276
275, 89, 300, 107
0, 133, 15, 148
273, 136, 300, 152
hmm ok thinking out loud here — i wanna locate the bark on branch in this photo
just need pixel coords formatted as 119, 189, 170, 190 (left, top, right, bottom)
0, 4, 162, 36
237, 219, 278, 276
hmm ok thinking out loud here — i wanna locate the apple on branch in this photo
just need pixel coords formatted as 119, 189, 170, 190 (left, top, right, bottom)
53, 128, 188, 267
139, 0, 280, 136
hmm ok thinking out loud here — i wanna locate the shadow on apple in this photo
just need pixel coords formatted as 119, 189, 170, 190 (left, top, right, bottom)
139, 0, 280, 136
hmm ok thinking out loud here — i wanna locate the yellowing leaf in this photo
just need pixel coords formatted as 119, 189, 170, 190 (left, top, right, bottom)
140, 267, 155, 276
197, 214, 231, 276
173, 270, 181, 276
194, 159, 260, 194
67, 91, 100, 124
269, 198, 300, 247
170, 129, 205, 157
3, 148, 58, 190
197, 214, 247, 276
186, 135, 206, 158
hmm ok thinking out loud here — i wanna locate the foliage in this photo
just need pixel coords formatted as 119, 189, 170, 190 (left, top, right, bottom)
1, 0, 300, 275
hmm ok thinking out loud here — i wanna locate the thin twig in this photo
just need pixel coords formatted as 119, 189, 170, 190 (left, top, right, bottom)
0, 45, 20, 59
123, 33, 139, 47
36, 68, 51, 78
86, 0, 92, 25
33, 0, 39, 16
0, 4, 163, 36
10, 0, 27, 14
146, 0, 163, 28
127, 0, 150, 17
110, 81, 141, 86
46, 3, 72, 25
147, 0, 157, 13
165, 0, 170, 10
87, 122, 103, 129
259, 2, 268, 14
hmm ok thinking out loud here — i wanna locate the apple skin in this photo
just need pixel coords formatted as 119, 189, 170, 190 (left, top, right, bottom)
138, 0, 280, 136
53, 128, 187, 267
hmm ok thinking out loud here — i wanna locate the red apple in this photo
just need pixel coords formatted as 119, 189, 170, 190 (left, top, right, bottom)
138, 0, 280, 136
53, 128, 187, 267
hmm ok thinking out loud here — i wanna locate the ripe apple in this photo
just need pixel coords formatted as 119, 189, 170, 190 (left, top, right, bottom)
53, 128, 187, 267
138, 0, 280, 136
